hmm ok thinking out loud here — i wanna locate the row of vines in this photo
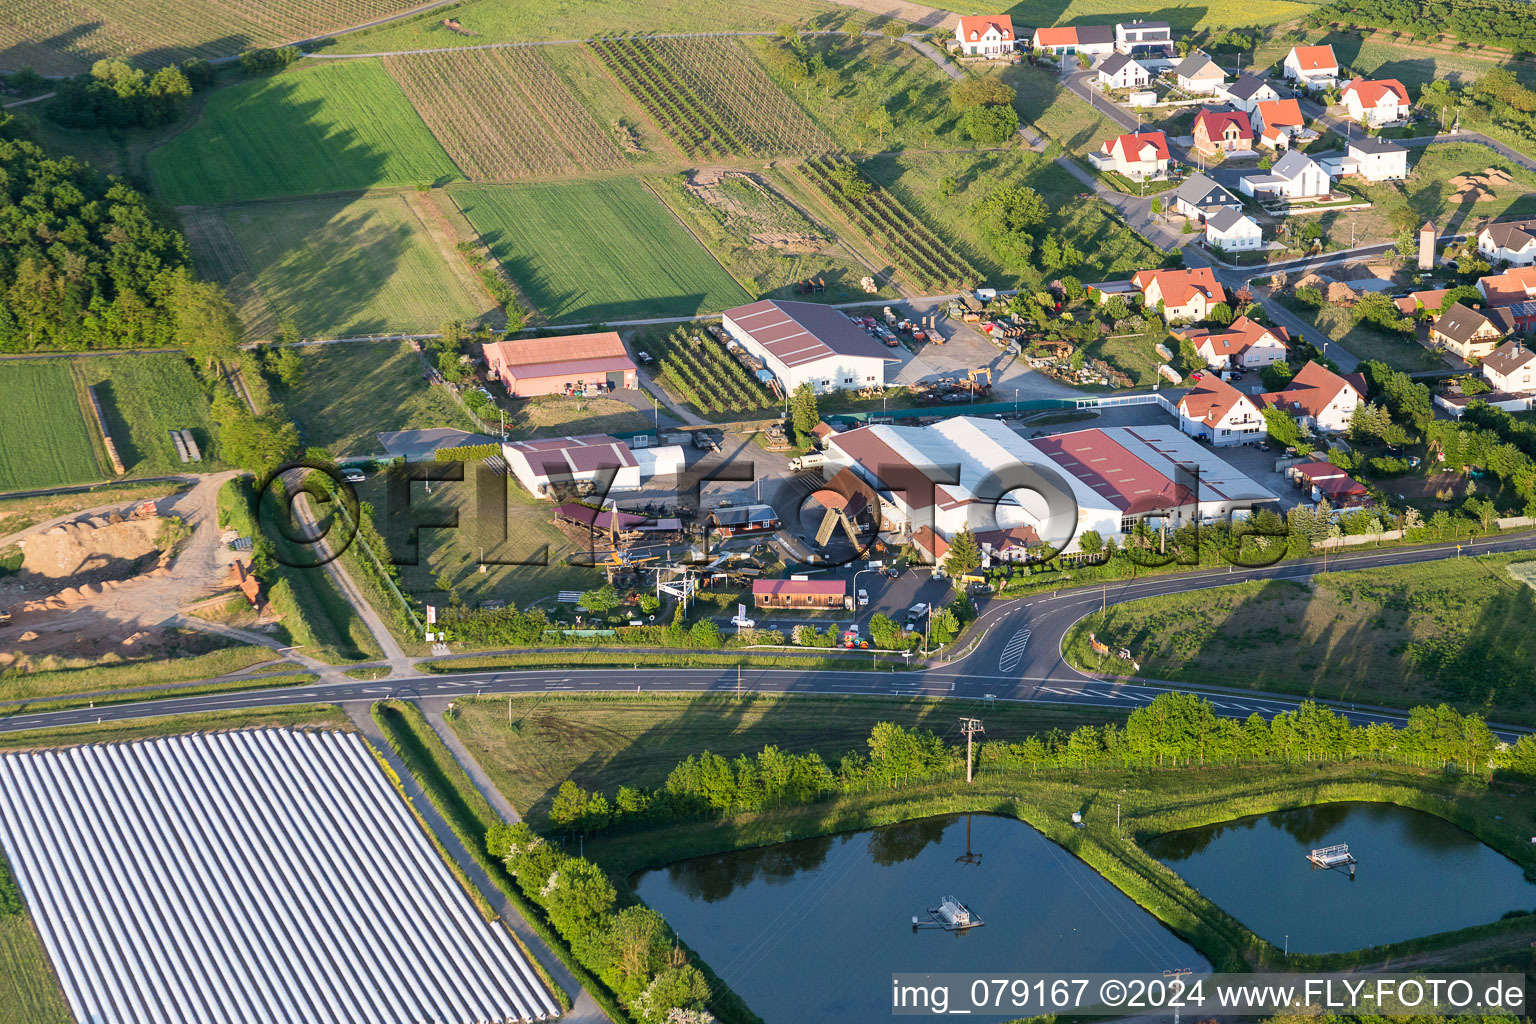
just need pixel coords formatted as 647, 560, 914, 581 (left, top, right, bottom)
651, 327, 773, 415
795, 156, 979, 293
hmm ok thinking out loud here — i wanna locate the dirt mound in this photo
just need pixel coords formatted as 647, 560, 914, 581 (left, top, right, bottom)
1327, 281, 1360, 304
18, 518, 161, 581
1293, 272, 1329, 291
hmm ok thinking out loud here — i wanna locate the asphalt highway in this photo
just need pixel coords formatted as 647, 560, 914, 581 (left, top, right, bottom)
5, 534, 1533, 739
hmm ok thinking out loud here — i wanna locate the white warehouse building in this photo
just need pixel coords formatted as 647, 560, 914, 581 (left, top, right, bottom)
721, 298, 900, 394
824, 417, 1275, 559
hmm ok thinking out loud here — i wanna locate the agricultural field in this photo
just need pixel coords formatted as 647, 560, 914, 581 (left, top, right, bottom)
1249, 29, 1536, 90
0, 911, 70, 1024
74, 354, 220, 475
791, 156, 982, 293
0, 0, 422, 75
502, 395, 653, 439
637, 323, 776, 417
0, 361, 103, 494
651, 170, 895, 304
385, 48, 625, 181
749, 35, 968, 152
277, 340, 478, 456
148, 60, 462, 205
452, 179, 752, 323
1000, 0, 1313, 34
186, 192, 499, 339
859, 149, 1164, 287
589, 37, 832, 159
328, 0, 849, 54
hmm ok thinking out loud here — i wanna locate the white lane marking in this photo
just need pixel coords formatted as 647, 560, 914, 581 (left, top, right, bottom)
998, 627, 1033, 672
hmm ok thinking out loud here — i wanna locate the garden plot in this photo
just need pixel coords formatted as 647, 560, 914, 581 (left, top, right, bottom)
0, 729, 558, 1024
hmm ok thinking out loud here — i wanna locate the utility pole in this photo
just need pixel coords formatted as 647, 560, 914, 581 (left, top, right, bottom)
960, 717, 985, 782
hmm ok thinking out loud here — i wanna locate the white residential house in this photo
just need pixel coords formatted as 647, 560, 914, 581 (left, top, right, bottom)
1240, 150, 1331, 200
1283, 45, 1339, 88
1115, 20, 1174, 60
1177, 376, 1265, 445
1478, 221, 1536, 266
1259, 361, 1364, 434
1252, 99, 1305, 150
1171, 50, 1225, 93
955, 14, 1017, 56
1216, 74, 1280, 114
1096, 52, 1152, 90
1092, 130, 1170, 179
1483, 340, 1536, 394
1172, 173, 1242, 222
1341, 78, 1411, 125
1316, 135, 1409, 182
1182, 316, 1289, 370
1132, 267, 1226, 322
1204, 208, 1263, 251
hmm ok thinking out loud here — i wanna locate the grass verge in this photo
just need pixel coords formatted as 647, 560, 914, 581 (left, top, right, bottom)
419, 650, 917, 675
0, 910, 71, 1024
0, 674, 317, 719
0, 703, 349, 749
0, 645, 279, 703
369, 700, 577, 1013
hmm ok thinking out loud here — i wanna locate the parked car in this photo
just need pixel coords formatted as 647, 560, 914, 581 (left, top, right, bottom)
909, 602, 929, 618
730, 614, 756, 628
857, 589, 869, 607
884, 567, 901, 579
341, 468, 366, 483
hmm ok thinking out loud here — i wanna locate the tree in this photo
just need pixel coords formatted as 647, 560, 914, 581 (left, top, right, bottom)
220, 415, 300, 472
950, 76, 1016, 109
690, 617, 723, 648
790, 383, 819, 440
171, 272, 244, 369
1260, 360, 1295, 392
960, 102, 1019, 143
1150, 196, 1163, 218
944, 526, 982, 574
863, 104, 895, 142
1262, 407, 1311, 453
543, 858, 616, 934
868, 612, 903, 649
549, 781, 591, 833
636, 965, 711, 1024
1206, 302, 1234, 326
1077, 529, 1104, 556
974, 186, 1048, 271
580, 584, 620, 615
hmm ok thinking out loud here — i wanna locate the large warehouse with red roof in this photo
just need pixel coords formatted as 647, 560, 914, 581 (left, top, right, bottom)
721, 299, 900, 394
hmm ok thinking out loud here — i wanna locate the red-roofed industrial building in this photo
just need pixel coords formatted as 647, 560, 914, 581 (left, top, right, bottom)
722, 299, 900, 394
482, 332, 636, 397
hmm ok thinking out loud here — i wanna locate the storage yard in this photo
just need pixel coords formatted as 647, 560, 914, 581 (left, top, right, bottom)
0, 730, 558, 1024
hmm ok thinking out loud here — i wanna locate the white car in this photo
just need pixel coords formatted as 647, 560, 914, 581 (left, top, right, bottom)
730, 614, 756, 628
909, 602, 929, 618
857, 589, 869, 607
340, 468, 366, 483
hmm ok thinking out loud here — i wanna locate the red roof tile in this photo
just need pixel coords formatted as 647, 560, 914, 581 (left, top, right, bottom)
753, 578, 846, 597
1289, 45, 1337, 72
1106, 130, 1169, 163
1178, 375, 1252, 426
958, 14, 1014, 41
1343, 77, 1409, 108
1192, 108, 1253, 143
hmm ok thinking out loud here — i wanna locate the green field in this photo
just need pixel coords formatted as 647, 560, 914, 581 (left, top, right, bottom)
0, 913, 70, 1024
149, 61, 463, 205
279, 340, 477, 456
330, 0, 852, 54
75, 354, 219, 474
1003, 0, 1314, 33
449, 693, 1126, 822
1065, 553, 1536, 721
187, 193, 499, 339
0, 361, 102, 493
453, 179, 752, 323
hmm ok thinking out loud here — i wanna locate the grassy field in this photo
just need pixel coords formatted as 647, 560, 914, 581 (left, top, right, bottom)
0, 912, 71, 1024
1064, 552, 1536, 722
1275, 294, 1445, 371
502, 395, 652, 438
0, 0, 424, 75
188, 193, 498, 339
149, 61, 462, 205
449, 693, 1127, 822
74, 354, 219, 475
386, 48, 626, 181
0, 703, 350, 750
1250, 29, 1536, 90
0, 361, 102, 493
453, 179, 752, 323
278, 340, 477, 456
1004, 63, 1133, 158
1001, 0, 1315, 33
0, 643, 278, 703
859, 148, 1163, 287
328, 0, 850, 54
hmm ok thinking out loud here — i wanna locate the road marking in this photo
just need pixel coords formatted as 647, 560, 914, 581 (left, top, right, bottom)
998, 627, 1033, 672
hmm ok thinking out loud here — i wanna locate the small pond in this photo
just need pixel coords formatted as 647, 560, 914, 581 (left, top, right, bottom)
635, 813, 1209, 1023
1144, 801, 1536, 954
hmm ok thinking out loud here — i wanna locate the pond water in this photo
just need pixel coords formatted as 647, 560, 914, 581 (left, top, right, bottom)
1144, 801, 1536, 954
634, 814, 1209, 1024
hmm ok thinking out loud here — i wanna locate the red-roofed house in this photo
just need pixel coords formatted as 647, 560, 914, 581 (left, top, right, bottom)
1341, 78, 1411, 125
482, 332, 636, 397
1259, 360, 1364, 433
1192, 108, 1253, 157
1131, 267, 1226, 322
1477, 220, 1536, 266
955, 15, 1016, 56
1094, 130, 1170, 179
1283, 44, 1339, 88
1253, 99, 1305, 150
1030, 25, 1116, 56
1179, 316, 1289, 370
1394, 288, 1450, 317
1478, 266, 1536, 309
752, 578, 848, 610
1176, 376, 1263, 445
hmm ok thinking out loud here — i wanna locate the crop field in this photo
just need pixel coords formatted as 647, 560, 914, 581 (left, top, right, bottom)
453, 179, 751, 323
74, 355, 219, 475
1001, 0, 1314, 34
0, 0, 422, 76
329, 0, 843, 54
590, 37, 831, 159
189, 193, 497, 339
0, 362, 102, 494
148, 61, 462, 206
279, 340, 476, 456
386, 48, 624, 181
646, 324, 775, 416
793, 156, 980, 293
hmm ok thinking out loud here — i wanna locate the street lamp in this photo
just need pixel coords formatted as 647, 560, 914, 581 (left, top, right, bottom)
853, 567, 877, 621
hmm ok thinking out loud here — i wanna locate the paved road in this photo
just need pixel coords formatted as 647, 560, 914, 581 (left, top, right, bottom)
7, 531, 1532, 740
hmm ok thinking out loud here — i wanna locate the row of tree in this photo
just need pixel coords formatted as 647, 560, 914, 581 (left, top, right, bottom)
486, 822, 714, 1023
537, 693, 1536, 836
